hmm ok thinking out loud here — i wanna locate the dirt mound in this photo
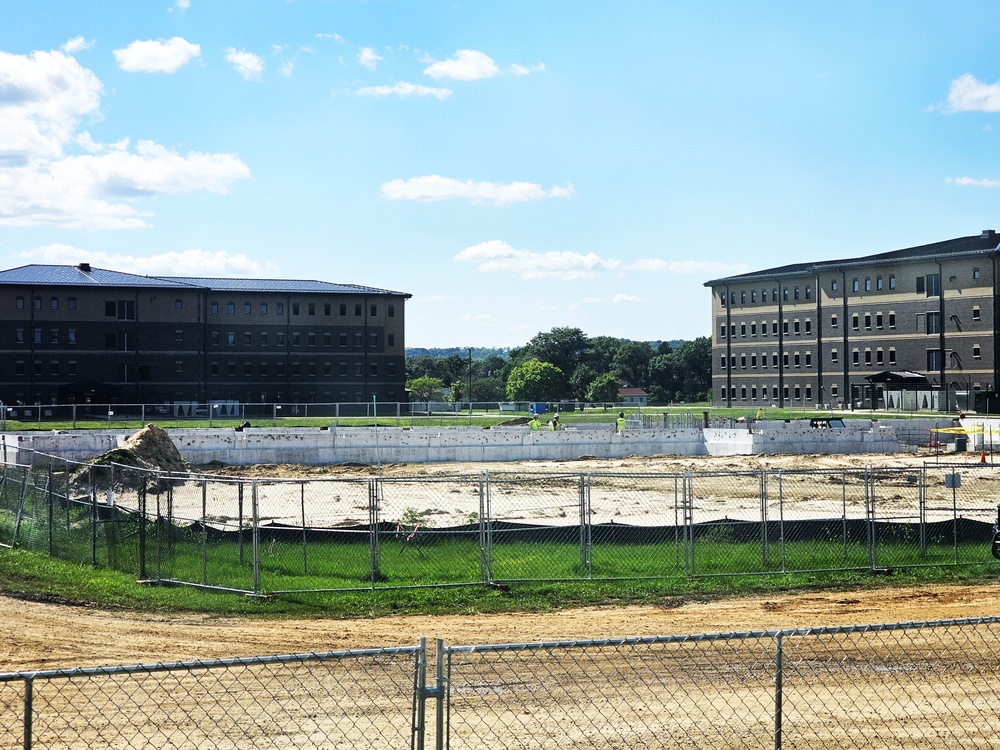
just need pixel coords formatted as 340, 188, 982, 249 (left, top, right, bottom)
90, 424, 193, 474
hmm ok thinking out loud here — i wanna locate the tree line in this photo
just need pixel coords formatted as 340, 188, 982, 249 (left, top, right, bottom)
405, 327, 710, 404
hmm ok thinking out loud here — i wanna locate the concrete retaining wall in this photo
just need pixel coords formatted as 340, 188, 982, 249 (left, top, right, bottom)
0, 418, 932, 467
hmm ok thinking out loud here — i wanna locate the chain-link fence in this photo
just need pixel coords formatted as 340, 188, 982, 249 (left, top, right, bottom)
4, 618, 1000, 748
2, 453, 998, 596
0, 645, 423, 750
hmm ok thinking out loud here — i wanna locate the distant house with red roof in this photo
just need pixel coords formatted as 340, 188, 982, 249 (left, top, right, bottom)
618, 387, 648, 406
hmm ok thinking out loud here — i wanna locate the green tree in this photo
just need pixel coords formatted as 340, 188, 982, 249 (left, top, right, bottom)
612, 341, 653, 389
470, 377, 505, 401
586, 372, 621, 402
569, 364, 598, 400
406, 376, 445, 401
505, 359, 567, 401
512, 327, 590, 379
586, 335, 623, 373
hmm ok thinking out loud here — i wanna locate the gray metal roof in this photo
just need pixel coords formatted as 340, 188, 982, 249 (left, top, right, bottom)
0, 265, 410, 297
704, 231, 1000, 287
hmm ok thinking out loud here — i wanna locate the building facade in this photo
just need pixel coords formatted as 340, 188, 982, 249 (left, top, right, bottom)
704, 230, 1000, 411
0, 264, 410, 407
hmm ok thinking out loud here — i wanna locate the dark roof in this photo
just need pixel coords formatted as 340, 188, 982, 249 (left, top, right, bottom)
865, 371, 932, 387
0, 265, 410, 297
704, 230, 1000, 287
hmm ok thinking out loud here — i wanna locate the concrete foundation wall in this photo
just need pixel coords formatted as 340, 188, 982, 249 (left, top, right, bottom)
0, 418, 928, 467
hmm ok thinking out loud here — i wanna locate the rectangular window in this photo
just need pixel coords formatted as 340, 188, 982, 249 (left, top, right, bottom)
227, 332, 235, 346
751, 322, 757, 336
864, 349, 872, 366
889, 275, 896, 290
852, 314, 859, 330
804, 319, 812, 335
805, 352, 812, 367
370, 363, 379, 376
211, 362, 220, 376
228, 362, 236, 376
49, 328, 58, 343
227, 302, 235, 314
308, 302, 316, 316
244, 332, 251, 346
876, 313, 883, 329
308, 332, 316, 347
211, 331, 220, 346
927, 311, 941, 334
751, 290, 756, 303
888, 312, 896, 328
339, 333, 347, 347
741, 291, 747, 304
973, 267, 981, 280
852, 278, 859, 293
33, 328, 41, 344
388, 362, 396, 377
15, 296, 24, 310
339, 303, 347, 316
388, 304, 395, 318
974, 344, 982, 359
926, 273, 940, 297
324, 303, 332, 316
277, 303, 285, 315
793, 353, 800, 368
324, 332, 332, 346
794, 287, 800, 301
261, 303, 268, 315
805, 285, 812, 300
260, 332, 268, 346
783, 321, 789, 334
50, 297, 58, 310
33, 296, 42, 310
864, 314, 871, 330
876, 276, 883, 291
292, 332, 301, 346
370, 304, 378, 317
175, 360, 183, 373
67, 361, 76, 376
15, 328, 24, 344
740, 322, 747, 337
782, 288, 789, 301
831, 350, 839, 362
864, 277, 871, 292
276, 331, 285, 346
831, 279, 839, 292
927, 349, 942, 371
916, 276, 925, 294
355, 333, 363, 348
355, 303, 362, 316
852, 350, 860, 366
174, 298, 182, 310
387, 333, 395, 347
292, 302, 300, 316
370, 333, 378, 348
831, 314, 838, 328
68, 329, 77, 344
243, 302, 251, 315
973, 306, 982, 321
771, 321, 778, 335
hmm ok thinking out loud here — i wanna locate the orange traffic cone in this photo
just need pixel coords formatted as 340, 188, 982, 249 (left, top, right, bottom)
981, 450, 987, 464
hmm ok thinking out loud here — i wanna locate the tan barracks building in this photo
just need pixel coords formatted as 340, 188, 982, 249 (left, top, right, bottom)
0, 264, 410, 407
704, 230, 1000, 411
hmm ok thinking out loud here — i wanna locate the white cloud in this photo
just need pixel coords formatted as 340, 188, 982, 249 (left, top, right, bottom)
358, 47, 382, 71
0, 48, 251, 229
171, 0, 191, 11
16, 245, 276, 277
454, 240, 620, 280
113, 37, 201, 73
280, 60, 295, 77
510, 63, 546, 76
946, 176, 1000, 188
381, 175, 573, 205
61, 36, 93, 54
569, 294, 643, 310
946, 73, 1000, 113
460, 313, 496, 322
225, 48, 264, 80
423, 49, 499, 81
356, 82, 452, 99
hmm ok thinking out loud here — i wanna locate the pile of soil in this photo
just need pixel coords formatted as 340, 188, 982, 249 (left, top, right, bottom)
90, 424, 193, 474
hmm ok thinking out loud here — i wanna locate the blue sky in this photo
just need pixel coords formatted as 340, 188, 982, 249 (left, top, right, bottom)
3, 1, 1000, 348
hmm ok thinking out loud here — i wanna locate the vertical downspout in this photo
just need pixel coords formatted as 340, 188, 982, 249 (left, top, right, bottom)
815, 274, 823, 406
937, 260, 946, 411
841, 270, 849, 407
993, 254, 999, 393
777, 281, 784, 408
724, 285, 732, 407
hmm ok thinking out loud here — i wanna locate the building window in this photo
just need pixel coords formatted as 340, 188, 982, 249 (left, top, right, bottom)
370, 304, 378, 317
33, 296, 42, 310
175, 360, 184, 373
260, 303, 268, 315
323, 303, 331, 316
794, 320, 801, 335
211, 302, 219, 314
876, 349, 884, 366
751, 354, 757, 368
876, 276, 883, 291
831, 279, 839, 292
794, 385, 801, 400
927, 311, 941, 334
974, 267, 981, 280
889, 275, 895, 290
793, 353, 801, 368
260, 332, 268, 346
340, 303, 347, 316
889, 348, 897, 366
260, 363, 269, 376
339, 333, 347, 347
720, 356, 727, 369
782, 288, 789, 301
15, 328, 24, 344
324, 332, 332, 346
308, 332, 316, 347
804, 319, 812, 335
277, 303, 285, 315
831, 314, 838, 328
227, 332, 236, 346
852, 314, 859, 330
864, 349, 872, 366
50, 297, 58, 310
68, 329, 77, 344
276, 332, 285, 346
227, 302, 235, 314
228, 362, 236, 376
370, 363, 378, 376
355, 333, 363, 348
388, 333, 395, 347
751, 290, 757, 303
876, 313, 883, 329
292, 332, 301, 346
783, 320, 789, 335
339, 362, 348, 376
49, 329, 58, 343
974, 344, 982, 359
852, 350, 860, 366
15, 296, 24, 310
927, 349, 942, 371
370, 333, 378, 348
292, 303, 300, 316
388, 362, 396, 376
831, 350, 838, 362
888, 312, 896, 328
782, 353, 789, 367
211, 362, 220, 376
308, 303, 316, 316
355, 303, 362, 316
805, 285, 812, 300
771, 353, 778, 367
864, 314, 871, 330
245, 362, 253, 376
740, 291, 746, 304
33, 328, 42, 344
751, 322, 757, 336
805, 352, 812, 367
244, 303, 252, 315
740, 322, 747, 337
388, 304, 395, 318
864, 278, 871, 292
973, 306, 981, 321
852, 278, 859, 293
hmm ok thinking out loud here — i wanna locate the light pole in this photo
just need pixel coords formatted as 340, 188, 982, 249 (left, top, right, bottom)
468, 348, 473, 418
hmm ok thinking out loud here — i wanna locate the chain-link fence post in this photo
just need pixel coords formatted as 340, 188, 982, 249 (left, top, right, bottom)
760, 470, 769, 568
774, 631, 784, 750
919, 466, 927, 557
252, 479, 261, 596
580, 473, 592, 577
479, 472, 492, 585
865, 466, 877, 569
200, 479, 208, 585
683, 470, 693, 576
368, 478, 382, 588
138, 480, 147, 580
47, 465, 53, 557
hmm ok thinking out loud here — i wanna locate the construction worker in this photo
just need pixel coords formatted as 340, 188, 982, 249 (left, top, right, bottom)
551, 413, 560, 431
529, 414, 541, 431
616, 412, 626, 432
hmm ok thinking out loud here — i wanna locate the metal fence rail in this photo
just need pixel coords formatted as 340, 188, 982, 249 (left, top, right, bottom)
1, 454, 998, 596
3, 618, 1000, 748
